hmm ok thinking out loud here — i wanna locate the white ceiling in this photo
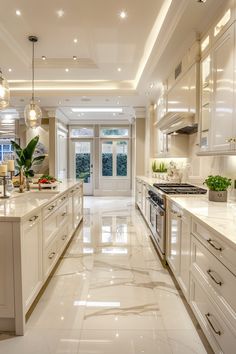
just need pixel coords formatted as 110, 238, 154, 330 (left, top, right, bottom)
0, 0, 225, 123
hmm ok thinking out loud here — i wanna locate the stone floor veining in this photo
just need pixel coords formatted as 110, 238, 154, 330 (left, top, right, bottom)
0, 197, 213, 354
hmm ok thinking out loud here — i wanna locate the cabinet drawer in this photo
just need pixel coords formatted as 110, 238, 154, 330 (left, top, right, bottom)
44, 236, 59, 278
58, 223, 70, 252
190, 275, 236, 354
191, 235, 236, 327
57, 202, 68, 228
43, 200, 58, 219
43, 211, 57, 246
192, 219, 236, 276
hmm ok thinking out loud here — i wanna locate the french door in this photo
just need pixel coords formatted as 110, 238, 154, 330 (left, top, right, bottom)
74, 140, 93, 195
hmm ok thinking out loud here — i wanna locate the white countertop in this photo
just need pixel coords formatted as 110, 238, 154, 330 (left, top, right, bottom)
168, 194, 236, 248
136, 176, 236, 248
0, 179, 82, 221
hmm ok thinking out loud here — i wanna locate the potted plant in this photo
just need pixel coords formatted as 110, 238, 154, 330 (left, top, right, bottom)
11, 135, 45, 192
203, 175, 231, 202
152, 161, 167, 175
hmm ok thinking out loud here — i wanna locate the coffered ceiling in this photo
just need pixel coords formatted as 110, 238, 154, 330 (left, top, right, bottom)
0, 0, 225, 123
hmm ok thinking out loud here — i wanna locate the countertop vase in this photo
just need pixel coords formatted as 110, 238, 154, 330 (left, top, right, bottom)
209, 190, 227, 202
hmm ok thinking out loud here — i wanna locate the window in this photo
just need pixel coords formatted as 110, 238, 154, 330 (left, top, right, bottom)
0, 140, 14, 162
100, 128, 129, 138
201, 36, 209, 52
214, 9, 231, 37
70, 127, 94, 138
101, 140, 128, 177
75, 141, 91, 182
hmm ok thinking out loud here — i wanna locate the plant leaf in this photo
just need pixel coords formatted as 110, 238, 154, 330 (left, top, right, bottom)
23, 135, 39, 160
11, 140, 23, 158
32, 155, 45, 165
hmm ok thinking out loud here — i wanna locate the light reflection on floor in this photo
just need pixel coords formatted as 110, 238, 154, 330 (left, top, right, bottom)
0, 196, 212, 354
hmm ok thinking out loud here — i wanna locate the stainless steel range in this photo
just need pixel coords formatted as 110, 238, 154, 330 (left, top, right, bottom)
146, 183, 207, 260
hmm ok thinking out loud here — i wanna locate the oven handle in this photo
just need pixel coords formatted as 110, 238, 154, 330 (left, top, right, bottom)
149, 200, 165, 216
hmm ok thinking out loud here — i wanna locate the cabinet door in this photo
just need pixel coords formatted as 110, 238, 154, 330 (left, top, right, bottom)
167, 205, 181, 275
0, 223, 14, 317
73, 187, 83, 228
22, 214, 43, 312
178, 212, 191, 300
211, 25, 235, 152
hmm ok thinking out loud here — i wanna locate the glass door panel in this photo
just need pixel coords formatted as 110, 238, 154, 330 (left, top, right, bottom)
116, 141, 128, 177
75, 141, 93, 195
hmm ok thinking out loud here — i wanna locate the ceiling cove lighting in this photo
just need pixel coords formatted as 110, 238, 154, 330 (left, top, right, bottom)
24, 36, 42, 129
72, 107, 123, 113
0, 69, 10, 110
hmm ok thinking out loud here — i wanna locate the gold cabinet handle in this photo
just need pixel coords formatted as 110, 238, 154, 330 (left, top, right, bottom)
205, 313, 221, 336
48, 251, 56, 259
29, 215, 39, 222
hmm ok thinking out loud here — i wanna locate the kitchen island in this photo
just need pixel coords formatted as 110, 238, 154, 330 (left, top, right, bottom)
0, 180, 83, 335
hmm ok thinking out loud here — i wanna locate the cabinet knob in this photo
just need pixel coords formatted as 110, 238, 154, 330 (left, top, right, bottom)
48, 251, 56, 259
225, 138, 233, 143
29, 215, 39, 222
48, 205, 55, 211
62, 234, 67, 241
62, 212, 67, 217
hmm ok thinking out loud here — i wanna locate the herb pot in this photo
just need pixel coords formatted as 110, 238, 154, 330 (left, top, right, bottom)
209, 190, 227, 202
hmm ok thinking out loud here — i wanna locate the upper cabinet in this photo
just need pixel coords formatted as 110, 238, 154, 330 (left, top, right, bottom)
199, 3, 236, 155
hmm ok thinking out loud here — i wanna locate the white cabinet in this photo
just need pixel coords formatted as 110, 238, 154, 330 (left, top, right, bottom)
167, 202, 182, 275
199, 22, 236, 154
166, 200, 191, 300
73, 184, 83, 229
22, 212, 43, 311
0, 223, 14, 317
211, 24, 235, 152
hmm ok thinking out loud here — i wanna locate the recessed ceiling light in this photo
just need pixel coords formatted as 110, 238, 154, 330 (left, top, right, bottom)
16, 10, 21, 16
73, 56, 77, 61
65, 68, 69, 72
8, 68, 12, 72
119, 10, 127, 19
57, 9, 64, 18
117, 67, 122, 72
42, 56, 46, 60
73, 38, 78, 43
72, 107, 123, 113
58, 101, 62, 105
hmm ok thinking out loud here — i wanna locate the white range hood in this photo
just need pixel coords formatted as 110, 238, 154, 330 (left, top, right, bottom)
157, 111, 197, 135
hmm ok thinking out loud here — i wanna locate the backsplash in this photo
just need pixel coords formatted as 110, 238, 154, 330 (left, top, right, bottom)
150, 132, 236, 190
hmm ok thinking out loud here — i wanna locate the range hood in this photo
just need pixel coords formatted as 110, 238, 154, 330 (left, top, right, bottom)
157, 112, 197, 135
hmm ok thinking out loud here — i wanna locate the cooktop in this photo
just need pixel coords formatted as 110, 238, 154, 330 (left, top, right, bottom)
153, 183, 207, 195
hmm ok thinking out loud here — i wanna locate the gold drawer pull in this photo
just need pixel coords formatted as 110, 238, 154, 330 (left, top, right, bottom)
205, 313, 221, 336
29, 215, 39, 222
62, 234, 67, 241
61, 196, 66, 201
48, 251, 56, 259
48, 205, 55, 211
207, 269, 222, 286
207, 239, 222, 251
62, 212, 67, 217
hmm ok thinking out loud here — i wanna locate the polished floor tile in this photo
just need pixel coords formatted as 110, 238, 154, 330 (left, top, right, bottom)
0, 196, 210, 354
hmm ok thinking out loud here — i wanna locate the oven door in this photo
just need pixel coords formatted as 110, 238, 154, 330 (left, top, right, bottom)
149, 200, 165, 255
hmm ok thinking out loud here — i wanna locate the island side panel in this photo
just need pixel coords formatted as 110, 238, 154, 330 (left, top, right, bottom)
0, 222, 15, 331
12, 221, 25, 335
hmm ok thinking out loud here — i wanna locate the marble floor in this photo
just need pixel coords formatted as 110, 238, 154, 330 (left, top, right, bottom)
0, 197, 213, 354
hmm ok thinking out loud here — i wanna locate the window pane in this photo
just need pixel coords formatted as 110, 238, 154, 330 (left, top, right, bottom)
71, 128, 94, 138
116, 141, 128, 176
75, 142, 91, 183
102, 141, 113, 176
101, 128, 129, 137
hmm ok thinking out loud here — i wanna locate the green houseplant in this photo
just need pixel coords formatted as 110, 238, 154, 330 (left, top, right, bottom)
203, 175, 231, 202
11, 135, 45, 192
152, 161, 167, 173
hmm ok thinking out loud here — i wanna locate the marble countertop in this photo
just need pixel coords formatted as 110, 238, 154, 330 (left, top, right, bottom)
136, 175, 236, 248
0, 179, 82, 221
168, 194, 236, 248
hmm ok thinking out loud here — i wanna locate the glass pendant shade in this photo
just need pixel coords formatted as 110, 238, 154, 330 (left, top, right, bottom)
0, 73, 10, 110
24, 100, 42, 128
24, 35, 42, 129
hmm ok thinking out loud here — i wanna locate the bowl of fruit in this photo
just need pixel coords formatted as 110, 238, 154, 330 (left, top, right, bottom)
31, 175, 60, 189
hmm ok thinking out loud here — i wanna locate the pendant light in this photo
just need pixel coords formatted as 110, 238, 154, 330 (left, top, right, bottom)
24, 35, 42, 129
0, 69, 10, 110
